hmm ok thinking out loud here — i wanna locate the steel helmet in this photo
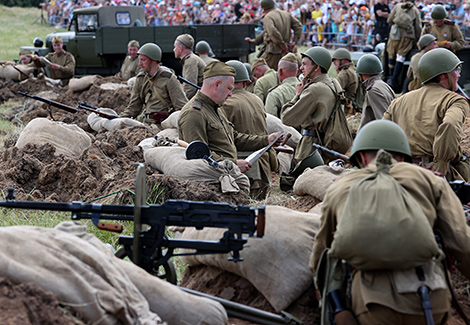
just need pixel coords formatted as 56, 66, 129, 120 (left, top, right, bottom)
290, 150, 324, 177
301, 47, 332, 71
243, 62, 253, 78
418, 48, 462, 84
356, 54, 383, 75
226, 60, 250, 82
195, 40, 211, 54
418, 34, 437, 51
33, 37, 44, 48
332, 48, 352, 61
349, 120, 411, 167
137, 43, 162, 62
431, 5, 447, 21
261, 0, 275, 9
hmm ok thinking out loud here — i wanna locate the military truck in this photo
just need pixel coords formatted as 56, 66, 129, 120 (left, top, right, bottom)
23, 6, 257, 76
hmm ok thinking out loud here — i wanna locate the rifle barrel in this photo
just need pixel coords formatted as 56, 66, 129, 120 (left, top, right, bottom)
18, 91, 78, 113
177, 75, 201, 90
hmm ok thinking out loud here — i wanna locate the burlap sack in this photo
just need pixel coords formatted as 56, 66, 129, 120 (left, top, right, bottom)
0, 64, 34, 81
15, 118, 91, 158
156, 128, 179, 142
87, 108, 144, 131
180, 206, 321, 312
161, 111, 180, 129
293, 165, 351, 201
139, 137, 157, 151
68, 75, 101, 92
266, 114, 301, 149
100, 82, 129, 90
127, 76, 137, 88
144, 146, 250, 193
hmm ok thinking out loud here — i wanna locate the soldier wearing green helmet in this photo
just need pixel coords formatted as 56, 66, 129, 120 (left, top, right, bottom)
332, 48, 360, 114
406, 34, 438, 91
356, 54, 395, 130
195, 40, 218, 66
120, 42, 188, 124
243, 62, 256, 93
281, 46, 351, 163
311, 118, 470, 324
384, 48, 469, 181
421, 5, 465, 53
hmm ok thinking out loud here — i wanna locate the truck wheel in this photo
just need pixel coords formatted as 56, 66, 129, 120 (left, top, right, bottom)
115, 247, 177, 284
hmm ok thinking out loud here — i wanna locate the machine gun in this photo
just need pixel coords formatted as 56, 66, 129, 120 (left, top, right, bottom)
0, 164, 265, 284
77, 101, 120, 119
18, 91, 78, 119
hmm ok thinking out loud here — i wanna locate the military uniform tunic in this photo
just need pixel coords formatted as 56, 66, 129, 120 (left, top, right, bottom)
336, 64, 359, 109
384, 83, 470, 180
199, 55, 218, 66
34, 50, 75, 81
406, 50, 425, 91
281, 74, 341, 161
311, 160, 470, 321
181, 52, 206, 100
359, 75, 395, 129
121, 67, 188, 123
254, 69, 279, 103
265, 76, 298, 118
421, 20, 465, 52
118, 56, 141, 81
178, 91, 269, 163
387, 2, 422, 58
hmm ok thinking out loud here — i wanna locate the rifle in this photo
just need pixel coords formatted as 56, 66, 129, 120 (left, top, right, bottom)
311, 143, 350, 162
18, 91, 78, 119
0, 163, 265, 284
77, 101, 120, 119
177, 75, 201, 90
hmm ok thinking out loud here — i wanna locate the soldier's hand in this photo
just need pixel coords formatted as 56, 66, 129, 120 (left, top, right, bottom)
445, 41, 451, 49
268, 132, 284, 146
295, 82, 304, 95
237, 159, 252, 173
32, 55, 39, 61
50, 63, 61, 70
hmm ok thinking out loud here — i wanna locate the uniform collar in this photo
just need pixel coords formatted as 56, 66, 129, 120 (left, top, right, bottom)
196, 91, 218, 110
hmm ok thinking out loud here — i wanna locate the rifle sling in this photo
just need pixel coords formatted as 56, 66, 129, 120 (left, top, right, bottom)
147, 74, 172, 112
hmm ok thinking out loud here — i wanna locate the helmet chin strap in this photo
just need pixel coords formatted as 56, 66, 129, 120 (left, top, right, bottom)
303, 63, 318, 83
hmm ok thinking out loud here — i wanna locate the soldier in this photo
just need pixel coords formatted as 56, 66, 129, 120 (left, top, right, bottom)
4, 49, 43, 77
421, 5, 465, 53
116, 40, 141, 81
406, 34, 438, 91
357, 54, 395, 129
386, 0, 422, 92
251, 58, 279, 103
384, 48, 469, 181
243, 62, 256, 93
256, 0, 303, 70
311, 119, 470, 325
281, 47, 349, 162
32, 35, 76, 86
265, 53, 299, 118
120, 43, 188, 124
195, 40, 218, 66
178, 61, 284, 174
222, 60, 272, 198
173, 34, 206, 100
331, 48, 360, 114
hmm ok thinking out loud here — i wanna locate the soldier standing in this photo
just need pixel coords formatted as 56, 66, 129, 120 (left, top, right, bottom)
421, 5, 466, 53
120, 43, 188, 124
251, 58, 279, 103
257, 0, 303, 70
406, 34, 438, 91
384, 48, 469, 181
386, 0, 421, 92
265, 53, 299, 118
173, 34, 206, 100
178, 61, 284, 174
311, 119, 470, 325
332, 48, 360, 114
195, 40, 218, 66
357, 54, 395, 129
32, 35, 75, 86
117, 40, 142, 81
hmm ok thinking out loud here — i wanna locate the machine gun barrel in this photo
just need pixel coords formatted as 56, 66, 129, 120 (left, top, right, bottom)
18, 91, 78, 113
77, 101, 120, 119
177, 75, 201, 90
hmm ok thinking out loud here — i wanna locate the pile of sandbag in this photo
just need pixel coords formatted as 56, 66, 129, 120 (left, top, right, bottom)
15, 117, 91, 158
0, 64, 34, 81
179, 205, 321, 312
87, 108, 144, 131
0, 221, 227, 324
68, 75, 102, 92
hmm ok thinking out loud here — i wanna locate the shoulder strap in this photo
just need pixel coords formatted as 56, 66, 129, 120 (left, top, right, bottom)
147, 73, 172, 111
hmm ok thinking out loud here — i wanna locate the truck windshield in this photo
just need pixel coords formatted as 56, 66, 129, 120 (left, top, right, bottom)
77, 14, 98, 33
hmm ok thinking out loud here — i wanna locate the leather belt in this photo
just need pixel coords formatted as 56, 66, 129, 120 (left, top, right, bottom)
302, 129, 317, 137
144, 112, 170, 123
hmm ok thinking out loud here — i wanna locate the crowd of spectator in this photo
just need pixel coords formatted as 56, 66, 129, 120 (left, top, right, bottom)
43, 0, 469, 50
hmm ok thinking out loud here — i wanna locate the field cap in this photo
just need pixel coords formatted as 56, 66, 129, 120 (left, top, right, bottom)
203, 61, 236, 79
128, 40, 140, 48
19, 49, 32, 56
52, 35, 63, 44
176, 34, 194, 49
251, 58, 268, 71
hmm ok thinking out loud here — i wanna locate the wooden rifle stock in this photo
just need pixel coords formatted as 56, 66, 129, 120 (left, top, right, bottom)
312, 143, 350, 161
77, 101, 120, 119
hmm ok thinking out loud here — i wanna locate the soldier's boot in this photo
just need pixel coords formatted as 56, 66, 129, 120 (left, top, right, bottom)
391, 61, 404, 93
387, 59, 396, 86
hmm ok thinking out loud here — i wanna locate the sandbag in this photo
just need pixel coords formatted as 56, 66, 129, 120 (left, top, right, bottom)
15, 118, 91, 158
156, 128, 179, 142
100, 82, 129, 90
293, 165, 350, 201
161, 111, 180, 129
68, 75, 101, 92
0, 64, 34, 81
87, 108, 144, 131
266, 114, 301, 149
127, 76, 137, 88
138, 137, 157, 151
180, 205, 321, 312
144, 146, 250, 193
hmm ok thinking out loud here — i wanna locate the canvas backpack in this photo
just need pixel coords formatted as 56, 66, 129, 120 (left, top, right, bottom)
393, 6, 413, 29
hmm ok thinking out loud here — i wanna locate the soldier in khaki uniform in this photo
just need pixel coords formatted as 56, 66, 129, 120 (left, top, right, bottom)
4, 49, 43, 77
252, 58, 279, 103
258, 0, 303, 70
222, 60, 272, 198
178, 61, 284, 174
265, 53, 298, 118
243, 62, 256, 93
195, 40, 218, 66
386, 0, 421, 92
421, 5, 465, 53
121, 43, 188, 124
117, 40, 141, 81
173, 34, 206, 100
384, 48, 469, 181
332, 48, 360, 114
406, 34, 438, 91
311, 120, 470, 324
32, 35, 75, 85
357, 54, 395, 130
281, 47, 345, 162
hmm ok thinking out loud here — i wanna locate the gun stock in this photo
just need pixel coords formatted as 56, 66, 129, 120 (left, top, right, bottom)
312, 143, 350, 162
177, 75, 201, 90
18, 91, 78, 114
78, 101, 120, 119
